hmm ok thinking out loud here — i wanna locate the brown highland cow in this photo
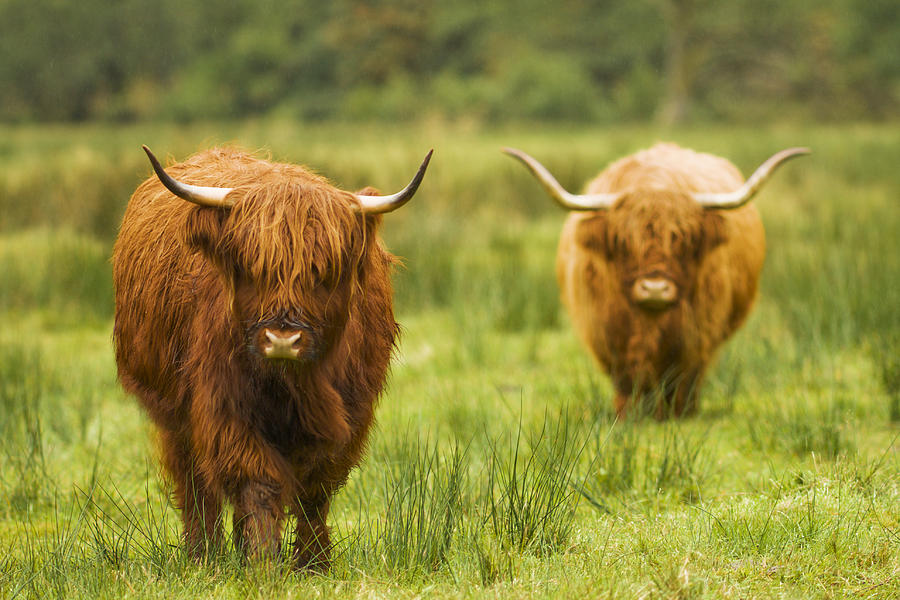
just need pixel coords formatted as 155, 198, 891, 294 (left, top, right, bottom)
504, 143, 808, 419
113, 145, 432, 568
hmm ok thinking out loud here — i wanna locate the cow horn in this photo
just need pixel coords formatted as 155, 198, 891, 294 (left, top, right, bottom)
142, 145, 235, 208
502, 147, 621, 211
693, 147, 811, 209
353, 149, 434, 214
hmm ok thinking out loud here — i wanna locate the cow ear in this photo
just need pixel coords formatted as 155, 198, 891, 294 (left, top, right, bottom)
575, 214, 612, 257
355, 186, 381, 197
183, 207, 228, 258
700, 211, 727, 255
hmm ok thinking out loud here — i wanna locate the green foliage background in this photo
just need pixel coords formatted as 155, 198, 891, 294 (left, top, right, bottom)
1, 0, 897, 123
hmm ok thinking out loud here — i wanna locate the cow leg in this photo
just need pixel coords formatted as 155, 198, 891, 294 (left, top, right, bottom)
652, 393, 668, 420
233, 480, 284, 563
231, 500, 246, 555
160, 430, 222, 557
292, 494, 331, 572
610, 370, 633, 420
181, 471, 223, 557
614, 372, 661, 420
613, 392, 632, 420
672, 369, 703, 417
653, 375, 679, 420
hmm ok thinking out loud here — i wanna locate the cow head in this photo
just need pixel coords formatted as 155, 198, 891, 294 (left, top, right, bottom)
143, 146, 432, 364
503, 146, 808, 312
575, 189, 726, 311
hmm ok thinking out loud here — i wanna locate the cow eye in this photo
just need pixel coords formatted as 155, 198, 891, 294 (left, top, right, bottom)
308, 265, 324, 285
229, 262, 249, 285
310, 264, 334, 288
611, 235, 629, 257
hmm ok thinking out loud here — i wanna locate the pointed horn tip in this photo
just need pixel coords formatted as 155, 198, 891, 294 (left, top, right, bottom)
413, 148, 434, 181
419, 148, 434, 170
352, 148, 434, 213
409, 149, 434, 175
784, 147, 812, 157
141, 144, 164, 171
501, 147, 539, 167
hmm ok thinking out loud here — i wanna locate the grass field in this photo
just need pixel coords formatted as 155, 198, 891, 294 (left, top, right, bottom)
0, 120, 898, 599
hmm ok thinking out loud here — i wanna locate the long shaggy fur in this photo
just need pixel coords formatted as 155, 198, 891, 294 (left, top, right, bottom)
556, 143, 766, 418
113, 147, 398, 568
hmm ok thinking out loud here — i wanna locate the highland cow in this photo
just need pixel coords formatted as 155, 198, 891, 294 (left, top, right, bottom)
113, 145, 432, 568
504, 143, 808, 419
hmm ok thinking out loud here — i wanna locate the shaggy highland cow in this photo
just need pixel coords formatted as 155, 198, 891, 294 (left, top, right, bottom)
113, 145, 432, 568
504, 143, 808, 419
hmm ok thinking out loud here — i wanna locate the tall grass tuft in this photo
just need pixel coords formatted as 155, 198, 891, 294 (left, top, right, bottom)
342, 435, 469, 578
0, 340, 56, 517
580, 422, 712, 508
83, 477, 186, 576
746, 395, 853, 459
484, 412, 585, 554
5, 493, 95, 600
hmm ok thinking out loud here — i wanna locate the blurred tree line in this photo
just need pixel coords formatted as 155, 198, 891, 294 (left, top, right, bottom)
0, 0, 896, 123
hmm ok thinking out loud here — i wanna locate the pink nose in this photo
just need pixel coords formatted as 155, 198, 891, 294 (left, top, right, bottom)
262, 329, 302, 360
632, 277, 678, 309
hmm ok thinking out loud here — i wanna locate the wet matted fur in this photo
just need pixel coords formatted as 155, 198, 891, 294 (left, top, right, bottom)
556, 144, 767, 418
113, 147, 400, 568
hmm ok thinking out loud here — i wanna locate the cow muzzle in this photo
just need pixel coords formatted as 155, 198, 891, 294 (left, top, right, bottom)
632, 277, 678, 310
261, 329, 304, 361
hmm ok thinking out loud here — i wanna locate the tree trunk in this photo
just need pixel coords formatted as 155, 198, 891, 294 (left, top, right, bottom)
658, 0, 694, 125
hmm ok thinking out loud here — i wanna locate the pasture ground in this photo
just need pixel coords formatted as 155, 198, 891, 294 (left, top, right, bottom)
0, 121, 898, 599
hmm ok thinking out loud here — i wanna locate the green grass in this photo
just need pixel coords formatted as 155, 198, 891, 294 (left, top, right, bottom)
0, 120, 898, 598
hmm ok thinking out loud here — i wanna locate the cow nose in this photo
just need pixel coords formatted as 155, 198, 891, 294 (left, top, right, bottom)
633, 277, 678, 309
262, 329, 303, 360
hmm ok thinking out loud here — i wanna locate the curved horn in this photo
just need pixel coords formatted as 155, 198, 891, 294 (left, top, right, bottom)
694, 147, 811, 209
354, 149, 434, 214
142, 145, 234, 208
502, 147, 621, 211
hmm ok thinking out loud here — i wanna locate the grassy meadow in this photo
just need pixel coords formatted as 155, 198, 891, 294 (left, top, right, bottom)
0, 120, 898, 598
